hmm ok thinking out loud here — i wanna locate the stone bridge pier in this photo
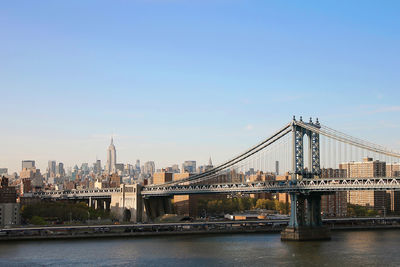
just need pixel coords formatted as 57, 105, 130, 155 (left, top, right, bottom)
143, 197, 173, 221
281, 192, 330, 241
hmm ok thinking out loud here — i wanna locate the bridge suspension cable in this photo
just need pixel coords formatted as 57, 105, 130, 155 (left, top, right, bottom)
295, 121, 400, 159
149, 122, 292, 187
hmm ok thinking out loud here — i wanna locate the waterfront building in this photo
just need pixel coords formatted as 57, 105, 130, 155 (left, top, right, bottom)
106, 137, 117, 174
340, 158, 389, 213
320, 168, 347, 217
0, 177, 20, 227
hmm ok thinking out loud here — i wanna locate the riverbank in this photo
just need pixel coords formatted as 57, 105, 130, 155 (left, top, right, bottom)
1, 223, 400, 241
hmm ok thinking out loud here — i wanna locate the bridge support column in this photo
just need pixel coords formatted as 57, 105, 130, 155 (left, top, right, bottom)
281, 193, 330, 241
143, 197, 173, 221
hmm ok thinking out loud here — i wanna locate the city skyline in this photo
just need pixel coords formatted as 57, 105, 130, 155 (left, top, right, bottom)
1, 1, 400, 173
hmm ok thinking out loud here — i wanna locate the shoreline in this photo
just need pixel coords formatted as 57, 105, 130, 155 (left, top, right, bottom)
1, 224, 400, 242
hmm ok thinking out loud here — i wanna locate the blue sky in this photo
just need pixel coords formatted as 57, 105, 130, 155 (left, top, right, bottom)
1, 0, 400, 173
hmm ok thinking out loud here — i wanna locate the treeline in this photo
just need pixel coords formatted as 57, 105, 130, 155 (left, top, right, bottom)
197, 198, 289, 215
21, 202, 110, 225
347, 204, 379, 217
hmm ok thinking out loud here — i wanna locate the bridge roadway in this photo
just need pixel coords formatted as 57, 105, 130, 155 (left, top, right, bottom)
25, 177, 400, 199
142, 177, 400, 196
24, 187, 121, 199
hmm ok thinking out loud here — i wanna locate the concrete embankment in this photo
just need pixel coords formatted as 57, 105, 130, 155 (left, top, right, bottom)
0, 228, 284, 241
1, 224, 400, 241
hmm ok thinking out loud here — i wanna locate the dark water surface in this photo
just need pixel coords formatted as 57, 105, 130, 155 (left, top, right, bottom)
0, 230, 399, 266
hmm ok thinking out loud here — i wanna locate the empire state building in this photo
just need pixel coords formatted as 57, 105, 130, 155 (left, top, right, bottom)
106, 137, 116, 174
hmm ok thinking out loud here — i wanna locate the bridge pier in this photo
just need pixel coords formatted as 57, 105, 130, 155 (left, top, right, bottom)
143, 197, 173, 221
281, 192, 330, 241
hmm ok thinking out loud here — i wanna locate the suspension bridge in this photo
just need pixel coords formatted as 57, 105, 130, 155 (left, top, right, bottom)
29, 116, 400, 241
141, 116, 400, 240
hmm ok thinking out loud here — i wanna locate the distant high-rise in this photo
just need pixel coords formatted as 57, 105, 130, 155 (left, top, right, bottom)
135, 160, 141, 173
106, 137, 117, 174
94, 159, 102, 174
58, 162, 65, 176
22, 160, 35, 170
0, 168, 8, 176
182, 161, 196, 173
48, 160, 56, 177
143, 161, 155, 176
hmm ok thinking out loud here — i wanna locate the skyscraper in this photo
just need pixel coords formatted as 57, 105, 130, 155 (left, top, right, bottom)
135, 160, 141, 173
94, 159, 102, 174
22, 160, 35, 170
106, 137, 117, 174
182, 161, 196, 173
48, 160, 56, 177
58, 162, 65, 176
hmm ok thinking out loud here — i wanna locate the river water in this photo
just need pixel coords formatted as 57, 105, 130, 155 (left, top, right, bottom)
0, 230, 399, 266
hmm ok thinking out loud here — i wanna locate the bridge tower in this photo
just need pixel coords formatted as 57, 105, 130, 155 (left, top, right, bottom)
281, 116, 331, 241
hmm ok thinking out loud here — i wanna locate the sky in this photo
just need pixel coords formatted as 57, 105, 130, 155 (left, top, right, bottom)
1, 0, 400, 173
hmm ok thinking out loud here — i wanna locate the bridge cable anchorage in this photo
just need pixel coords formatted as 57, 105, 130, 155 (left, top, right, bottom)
148, 122, 292, 187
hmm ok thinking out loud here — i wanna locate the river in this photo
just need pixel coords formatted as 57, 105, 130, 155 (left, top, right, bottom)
0, 230, 399, 266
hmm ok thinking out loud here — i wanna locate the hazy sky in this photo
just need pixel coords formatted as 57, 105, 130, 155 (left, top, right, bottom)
1, 0, 399, 173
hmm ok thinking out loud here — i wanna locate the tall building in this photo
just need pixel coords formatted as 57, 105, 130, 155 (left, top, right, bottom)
58, 162, 65, 176
93, 159, 102, 174
143, 161, 155, 176
81, 163, 89, 174
182, 161, 196, 173
20, 167, 44, 190
135, 160, 141, 173
48, 160, 56, 178
340, 157, 389, 213
106, 137, 117, 174
22, 160, 35, 170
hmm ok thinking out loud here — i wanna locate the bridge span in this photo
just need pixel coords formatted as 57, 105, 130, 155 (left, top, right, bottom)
22, 117, 400, 241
